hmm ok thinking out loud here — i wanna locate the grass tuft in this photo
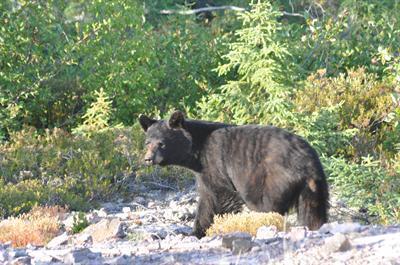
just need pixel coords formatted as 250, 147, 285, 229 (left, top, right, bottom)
206, 211, 284, 237
0, 206, 65, 247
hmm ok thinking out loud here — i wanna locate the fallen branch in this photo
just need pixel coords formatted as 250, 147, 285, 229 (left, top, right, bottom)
160, 6, 247, 15
160, 6, 305, 19
142, 181, 177, 191
282, 11, 305, 18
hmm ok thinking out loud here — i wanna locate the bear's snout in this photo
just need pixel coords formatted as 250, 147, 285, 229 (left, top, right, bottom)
144, 142, 164, 165
144, 156, 154, 165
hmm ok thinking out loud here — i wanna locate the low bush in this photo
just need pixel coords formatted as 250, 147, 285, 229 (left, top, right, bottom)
323, 156, 400, 224
71, 212, 90, 234
0, 206, 65, 247
0, 125, 144, 218
295, 68, 399, 158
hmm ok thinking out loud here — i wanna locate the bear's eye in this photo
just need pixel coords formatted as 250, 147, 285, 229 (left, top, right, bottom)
159, 142, 166, 149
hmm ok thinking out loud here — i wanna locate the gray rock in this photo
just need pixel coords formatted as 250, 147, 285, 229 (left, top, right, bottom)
147, 201, 156, 208
0, 243, 10, 250
47, 232, 69, 248
169, 200, 179, 208
251, 245, 262, 253
222, 232, 252, 249
323, 233, 352, 253
11, 256, 31, 265
82, 218, 125, 243
25, 244, 38, 250
232, 238, 252, 254
256, 225, 277, 240
0, 250, 9, 263
170, 224, 192, 236
161, 255, 175, 264
63, 248, 102, 264
31, 251, 62, 264
164, 209, 177, 221
181, 236, 200, 243
95, 208, 108, 218
74, 233, 93, 246
106, 255, 133, 265
62, 213, 76, 232
122, 207, 131, 214
140, 226, 169, 240
289, 226, 308, 242
86, 212, 101, 224
134, 196, 146, 205
177, 207, 195, 221
319, 222, 363, 234
8, 248, 28, 259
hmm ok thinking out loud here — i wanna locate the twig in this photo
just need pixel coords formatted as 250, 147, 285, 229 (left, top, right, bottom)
142, 181, 177, 191
160, 6, 247, 15
282, 11, 305, 18
160, 6, 305, 19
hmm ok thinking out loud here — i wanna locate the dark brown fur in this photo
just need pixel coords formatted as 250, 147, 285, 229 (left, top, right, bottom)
139, 111, 329, 238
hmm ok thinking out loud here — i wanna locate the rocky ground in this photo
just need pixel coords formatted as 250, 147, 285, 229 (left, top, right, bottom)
1, 178, 399, 265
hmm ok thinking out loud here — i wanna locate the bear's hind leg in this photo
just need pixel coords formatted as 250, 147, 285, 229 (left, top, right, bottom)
297, 178, 329, 230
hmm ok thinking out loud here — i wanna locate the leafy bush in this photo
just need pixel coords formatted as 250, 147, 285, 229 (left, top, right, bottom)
294, 105, 358, 156
323, 156, 400, 224
71, 212, 90, 234
295, 68, 399, 158
206, 211, 284, 237
0, 125, 144, 217
197, 1, 295, 126
73, 88, 116, 137
0, 0, 229, 136
295, 0, 400, 77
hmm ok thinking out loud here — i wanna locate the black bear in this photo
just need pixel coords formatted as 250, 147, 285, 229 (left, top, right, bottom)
139, 111, 329, 238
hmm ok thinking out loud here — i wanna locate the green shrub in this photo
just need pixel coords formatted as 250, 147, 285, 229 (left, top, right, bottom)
294, 105, 358, 157
323, 155, 400, 224
295, 0, 400, 77
295, 68, 399, 158
0, 125, 144, 217
71, 212, 90, 234
197, 1, 296, 127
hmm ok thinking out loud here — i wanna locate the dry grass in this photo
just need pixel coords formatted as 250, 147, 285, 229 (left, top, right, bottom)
206, 211, 284, 237
0, 206, 66, 247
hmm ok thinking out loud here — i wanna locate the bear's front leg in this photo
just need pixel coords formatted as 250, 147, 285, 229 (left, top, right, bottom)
192, 187, 216, 238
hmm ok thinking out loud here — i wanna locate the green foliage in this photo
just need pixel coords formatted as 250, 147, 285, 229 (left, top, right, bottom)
71, 212, 90, 234
323, 156, 400, 224
0, 179, 47, 218
296, 0, 400, 77
294, 105, 358, 156
295, 68, 399, 158
0, 0, 229, 135
197, 1, 295, 126
0, 126, 144, 217
72, 88, 116, 137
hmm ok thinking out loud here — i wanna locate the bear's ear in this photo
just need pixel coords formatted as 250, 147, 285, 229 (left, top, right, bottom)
168, 111, 185, 129
139, 115, 156, 132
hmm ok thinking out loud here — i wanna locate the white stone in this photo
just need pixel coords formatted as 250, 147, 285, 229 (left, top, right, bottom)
47, 232, 69, 248
319, 222, 363, 234
122, 207, 131, 214
256, 225, 277, 240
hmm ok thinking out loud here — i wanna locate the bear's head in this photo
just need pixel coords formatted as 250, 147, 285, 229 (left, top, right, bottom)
139, 111, 192, 166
